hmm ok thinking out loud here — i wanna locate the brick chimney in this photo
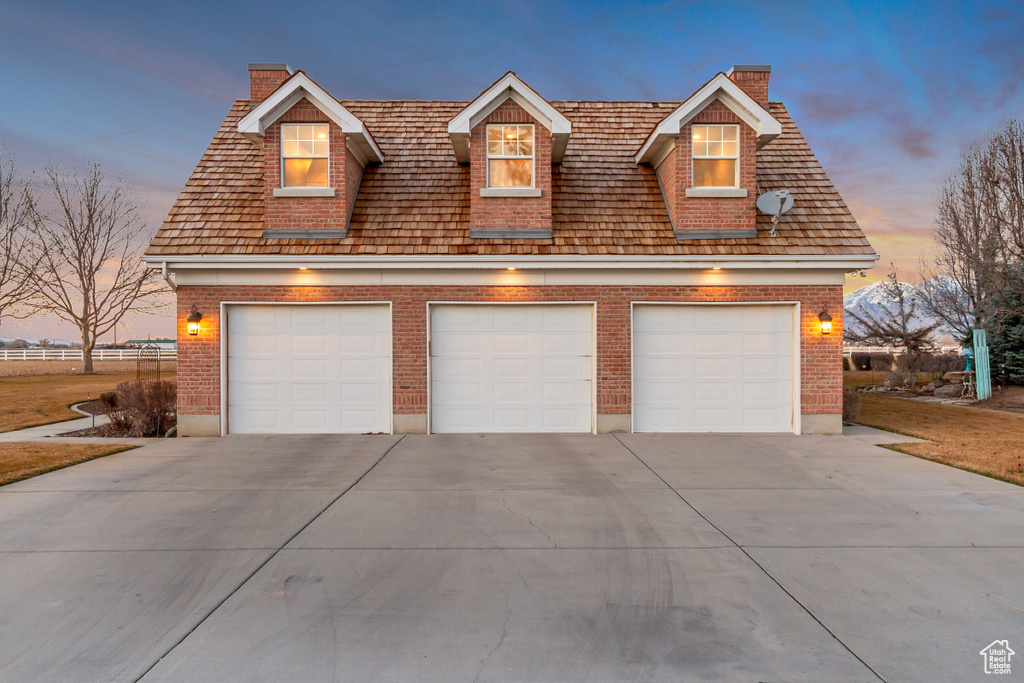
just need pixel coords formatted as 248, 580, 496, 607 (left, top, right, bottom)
248, 63, 291, 103
727, 65, 770, 108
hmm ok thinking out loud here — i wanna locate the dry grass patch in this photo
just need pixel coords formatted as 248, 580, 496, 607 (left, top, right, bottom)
0, 371, 175, 433
0, 442, 135, 487
0, 360, 176, 377
859, 393, 1024, 486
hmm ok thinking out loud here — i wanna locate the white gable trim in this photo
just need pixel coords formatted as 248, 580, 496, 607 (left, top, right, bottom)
237, 72, 383, 165
448, 72, 572, 163
635, 73, 782, 165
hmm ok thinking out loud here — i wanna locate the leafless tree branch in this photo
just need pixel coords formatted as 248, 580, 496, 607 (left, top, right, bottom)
0, 148, 37, 323
26, 161, 168, 373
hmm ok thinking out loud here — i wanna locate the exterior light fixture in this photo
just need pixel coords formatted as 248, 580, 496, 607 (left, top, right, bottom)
818, 306, 833, 336
507, 267, 516, 271
712, 266, 722, 271
187, 305, 203, 336
299, 267, 308, 270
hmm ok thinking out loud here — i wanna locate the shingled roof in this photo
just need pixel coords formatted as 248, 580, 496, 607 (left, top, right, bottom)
145, 98, 875, 257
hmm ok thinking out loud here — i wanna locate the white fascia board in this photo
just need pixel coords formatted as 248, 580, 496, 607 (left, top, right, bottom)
447, 72, 572, 163
237, 73, 384, 164
146, 253, 879, 271
635, 73, 782, 165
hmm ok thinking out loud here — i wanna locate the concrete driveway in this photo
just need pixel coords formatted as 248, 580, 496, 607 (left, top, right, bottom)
0, 433, 1021, 682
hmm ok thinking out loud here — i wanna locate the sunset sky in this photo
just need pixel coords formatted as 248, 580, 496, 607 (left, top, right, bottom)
2, 0, 1022, 342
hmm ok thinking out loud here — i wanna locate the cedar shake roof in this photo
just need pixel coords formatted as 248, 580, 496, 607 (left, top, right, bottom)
145, 98, 875, 257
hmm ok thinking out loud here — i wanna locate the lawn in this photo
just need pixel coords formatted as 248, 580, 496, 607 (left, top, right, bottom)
855, 391, 1024, 487
0, 442, 137, 487
0, 369, 175, 488
0, 370, 175, 433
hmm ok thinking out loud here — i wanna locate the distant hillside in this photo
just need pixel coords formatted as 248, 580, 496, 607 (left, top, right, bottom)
844, 281, 958, 345
0, 337, 76, 348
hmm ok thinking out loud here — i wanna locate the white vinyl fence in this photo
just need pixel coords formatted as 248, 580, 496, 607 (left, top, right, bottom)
843, 345, 961, 357
0, 348, 177, 361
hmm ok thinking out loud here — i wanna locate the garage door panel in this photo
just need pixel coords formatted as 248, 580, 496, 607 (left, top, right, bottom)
493, 382, 531, 402
492, 358, 530, 378
227, 304, 391, 435
493, 334, 529, 354
633, 304, 795, 433
290, 383, 328, 403
431, 305, 593, 433
229, 382, 279, 406
540, 357, 589, 379
290, 358, 329, 379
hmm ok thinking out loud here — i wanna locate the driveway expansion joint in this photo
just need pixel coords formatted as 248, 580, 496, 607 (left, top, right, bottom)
611, 434, 888, 683
132, 434, 407, 683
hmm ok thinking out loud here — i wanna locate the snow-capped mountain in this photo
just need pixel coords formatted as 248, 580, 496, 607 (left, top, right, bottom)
843, 281, 954, 341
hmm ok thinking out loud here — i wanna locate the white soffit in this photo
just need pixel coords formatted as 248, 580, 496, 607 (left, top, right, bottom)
237, 71, 384, 165
634, 73, 782, 165
448, 71, 572, 163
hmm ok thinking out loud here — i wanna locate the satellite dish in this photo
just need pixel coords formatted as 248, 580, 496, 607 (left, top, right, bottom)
756, 189, 794, 237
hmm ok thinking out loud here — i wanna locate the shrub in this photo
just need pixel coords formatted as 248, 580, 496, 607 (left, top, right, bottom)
869, 353, 895, 372
851, 353, 871, 371
842, 387, 861, 423
99, 391, 118, 409
919, 352, 966, 380
108, 380, 176, 437
843, 357, 851, 371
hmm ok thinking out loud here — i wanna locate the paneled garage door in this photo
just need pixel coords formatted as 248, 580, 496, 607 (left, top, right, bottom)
430, 304, 594, 433
632, 304, 796, 433
226, 304, 391, 434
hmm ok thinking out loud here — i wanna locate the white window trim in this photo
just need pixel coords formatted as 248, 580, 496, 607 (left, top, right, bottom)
691, 123, 740, 190
280, 123, 330, 189
485, 123, 535, 189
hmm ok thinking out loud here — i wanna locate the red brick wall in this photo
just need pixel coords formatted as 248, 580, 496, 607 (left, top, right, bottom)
671, 100, 757, 233
263, 98, 352, 232
469, 99, 552, 230
176, 283, 843, 420
249, 68, 290, 103
727, 69, 770, 108
655, 146, 677, 228
345, 148, 363, 220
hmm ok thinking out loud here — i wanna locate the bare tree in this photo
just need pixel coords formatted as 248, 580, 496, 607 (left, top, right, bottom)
921, 117, 1024, 341
27, 162, 166, 374
847, 264, 940, 391
0, 149, 35, 323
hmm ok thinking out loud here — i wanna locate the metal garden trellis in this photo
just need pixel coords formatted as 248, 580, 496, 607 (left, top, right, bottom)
136, 342, 161, 383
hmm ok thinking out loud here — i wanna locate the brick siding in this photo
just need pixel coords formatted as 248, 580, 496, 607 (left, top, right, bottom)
658, 100, 757, 233
249, 68, 290, 103
469, 99, 553, 230
727, 69, 770, 108
262, 98, 352, 232
176, 283, 843, 420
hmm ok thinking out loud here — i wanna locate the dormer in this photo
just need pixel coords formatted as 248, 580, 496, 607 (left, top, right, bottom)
636, 66, 781, 240
448, 72, 572, 238
237, 67, 383, 238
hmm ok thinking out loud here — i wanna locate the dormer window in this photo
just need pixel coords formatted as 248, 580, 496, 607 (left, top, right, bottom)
282, 123, 329, 187
487, 124, 533, 187
692, 124, 738, 188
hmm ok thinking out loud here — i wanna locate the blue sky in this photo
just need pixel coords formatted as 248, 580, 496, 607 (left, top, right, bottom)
2, 0, 1023, 341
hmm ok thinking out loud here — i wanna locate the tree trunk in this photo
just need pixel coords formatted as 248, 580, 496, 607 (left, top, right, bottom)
81, 328, 95, 375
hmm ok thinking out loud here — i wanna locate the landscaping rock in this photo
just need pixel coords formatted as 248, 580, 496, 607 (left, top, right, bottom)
943, 371, 968, 382
934, 383, 965, 398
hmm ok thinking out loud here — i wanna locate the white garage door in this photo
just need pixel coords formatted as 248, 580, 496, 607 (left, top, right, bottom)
632, 304, 796, 433
430, 304, 593, 433
227, 304, 391, 434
